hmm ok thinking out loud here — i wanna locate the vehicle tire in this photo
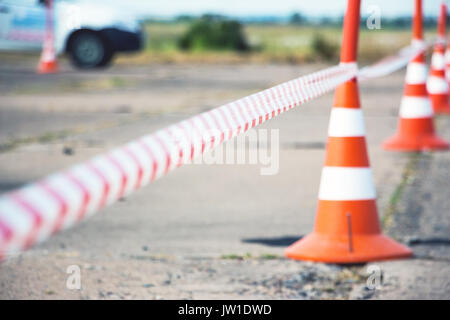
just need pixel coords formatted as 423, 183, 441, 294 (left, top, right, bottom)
68, 31, 114, 69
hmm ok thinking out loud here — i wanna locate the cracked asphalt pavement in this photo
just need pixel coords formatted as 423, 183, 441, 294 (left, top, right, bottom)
0, 55, 448, 299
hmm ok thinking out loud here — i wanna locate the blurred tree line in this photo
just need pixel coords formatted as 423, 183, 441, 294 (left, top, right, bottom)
143, 11, 441, 29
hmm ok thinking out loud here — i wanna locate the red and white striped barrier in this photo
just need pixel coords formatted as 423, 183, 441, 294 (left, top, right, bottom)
0, 63, 359, 260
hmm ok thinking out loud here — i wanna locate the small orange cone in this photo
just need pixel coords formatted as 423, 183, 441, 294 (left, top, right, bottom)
286, 0, 412, 264
37, 0, 58, 74
383, 0, 449, 151
427, 3, 450, 114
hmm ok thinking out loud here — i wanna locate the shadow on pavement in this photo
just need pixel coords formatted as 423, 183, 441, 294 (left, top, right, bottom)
241, 235, 302, 247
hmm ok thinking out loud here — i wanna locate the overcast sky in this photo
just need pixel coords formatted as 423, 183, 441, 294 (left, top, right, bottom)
126, 0, 447, 18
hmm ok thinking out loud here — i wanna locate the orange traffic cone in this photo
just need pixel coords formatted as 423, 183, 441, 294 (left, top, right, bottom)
427, 3, 450, 114
286, 0, 412, 264
37, 0, 58, 74
383, 0, 449, 151
446, 43, 450, 89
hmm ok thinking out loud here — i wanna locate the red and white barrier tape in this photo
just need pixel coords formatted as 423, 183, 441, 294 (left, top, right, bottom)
0, 63, 358, 260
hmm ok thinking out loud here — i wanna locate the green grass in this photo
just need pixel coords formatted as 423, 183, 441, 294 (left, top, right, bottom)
143, 22, 188, 52
382, 153, 421, 229
118, 22, 436, 65
258, 253, 281, 260
220, 253, 252, 260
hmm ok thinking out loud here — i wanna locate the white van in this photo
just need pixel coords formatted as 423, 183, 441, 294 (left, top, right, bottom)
0, 0, 143, 68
